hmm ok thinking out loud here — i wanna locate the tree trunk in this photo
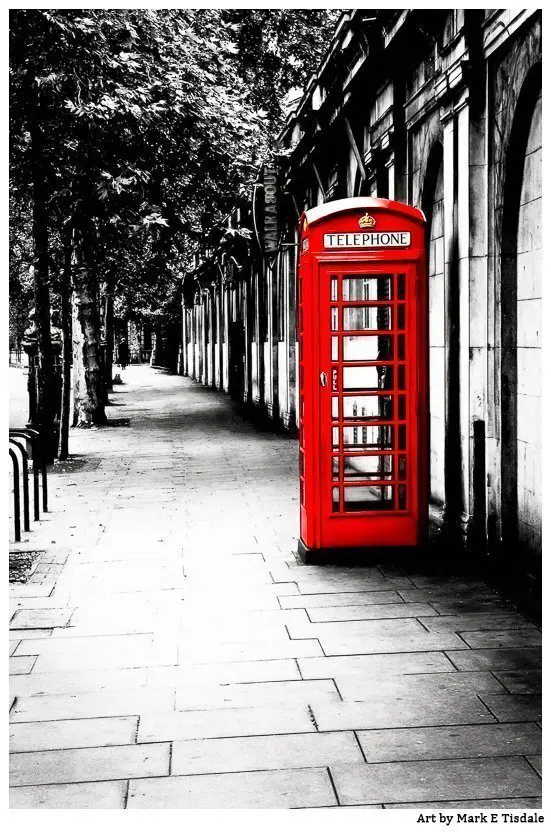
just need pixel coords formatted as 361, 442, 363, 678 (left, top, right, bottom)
30, 120, 56, 462
103, 291, 114, 394
58, 230, 72, 459
71, 222, 107, 428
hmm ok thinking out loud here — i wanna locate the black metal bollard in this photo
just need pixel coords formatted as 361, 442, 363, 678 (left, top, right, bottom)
9, 448, 21, 543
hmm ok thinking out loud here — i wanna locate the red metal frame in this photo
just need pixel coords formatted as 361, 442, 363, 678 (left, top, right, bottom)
298, 198, 427, 557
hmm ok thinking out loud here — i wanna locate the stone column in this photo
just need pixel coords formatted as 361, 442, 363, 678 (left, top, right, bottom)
181, 298, 188, 377
467, 102, 490, 549
442, 109, 462, 537
457, 99, 472, 536
201, 297, 208, 386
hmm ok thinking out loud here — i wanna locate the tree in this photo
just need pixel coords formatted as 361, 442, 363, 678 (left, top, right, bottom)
10, 9, 341, 443
228, 10, 341, 137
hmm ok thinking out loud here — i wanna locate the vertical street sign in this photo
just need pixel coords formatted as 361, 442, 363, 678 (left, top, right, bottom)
253, 165, 279, 264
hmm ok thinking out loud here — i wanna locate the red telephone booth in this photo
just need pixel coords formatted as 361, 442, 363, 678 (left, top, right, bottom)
297, 197, 427, 561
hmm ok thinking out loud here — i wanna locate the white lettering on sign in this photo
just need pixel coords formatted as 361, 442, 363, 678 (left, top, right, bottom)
323, 231, 411, 248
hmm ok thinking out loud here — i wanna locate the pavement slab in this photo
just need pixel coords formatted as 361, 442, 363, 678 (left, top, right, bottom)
10, 715, 139, 752
10, 742, 170, 786
171, 731, 363, 775
127, 768, 338, 809
310, 690, 495, 732
10, 780, 128, 809
8, 367, 542, 809
330, 758, 542, 805
355, 722, 542, 763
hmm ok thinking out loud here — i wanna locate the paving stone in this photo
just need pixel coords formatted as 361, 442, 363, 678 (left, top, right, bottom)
460, 630, 542, 649
308, 602, 438, 622
127, 767, 337, 809
13, 632, 154, 658
527, 755, 542, 776
445, 648, 542, 672
336, 671, 505, 701
139, 704, 317, 742
428, 598, 516, 614
172, 731, 362, 776
356, 722, 542, 763
330, 757, 542, 805
175, 679, 339, 710
399, 587, 501, 604
480, 694, 542, 723
9, 584, 55, 598
387, 798, 543, 809
279, 590, 404, 608
9, 780, 127, 809
10, 687, 174, 722
10, 608, 74, 630
311, 690, 494, 732
493, 669, 542, 694
179, 639, 323, 663
10, 716, 138, 752
289, 616, 443, 640
9, 656, 36, 675
9, 640, 20, 657
174, 658, 302, 685
293, 578, 412, 594
10, 742, 170, 786
299, 652, 456, 679
419, 613, 538, 633
318, 630, 468, 656
31, 639, 177, 672
9, 629, 53, 640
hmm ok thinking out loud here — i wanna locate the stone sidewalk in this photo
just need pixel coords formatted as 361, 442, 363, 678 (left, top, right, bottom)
9, 367, 542, 809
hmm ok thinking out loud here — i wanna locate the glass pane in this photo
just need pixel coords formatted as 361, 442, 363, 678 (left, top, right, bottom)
343, 365, 393, 391
344, 486, 394, 512
332, 426, 339, 450
397, 274, 406, 300
299, 453, 304, 476
398, 484, 407, 509
397, 304, 406, 330
343, 306, 392, 331
342, 395, 393, 421
332, 457, 340, 481
343, 275, 392, 301
398, 334, 406, 360
331, 397, 339, 419
398, 456, 406, 480
343, 425, 394, 450
343, 455, 393, 481
343, 335, 392, 361
331, 277, 338, 301
398, 425, 406, 450
398, 365, 406, 390
398, 395, 406, 420
332, 487, 340, 511
332, 336, 339, 360
331, 308, 339, 331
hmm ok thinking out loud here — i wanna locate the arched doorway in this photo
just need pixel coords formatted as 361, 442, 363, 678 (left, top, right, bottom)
422, 143, 446, 513
501, 66, 541, 558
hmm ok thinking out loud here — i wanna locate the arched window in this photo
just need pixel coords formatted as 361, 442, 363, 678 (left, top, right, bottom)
500, 64, 542, 556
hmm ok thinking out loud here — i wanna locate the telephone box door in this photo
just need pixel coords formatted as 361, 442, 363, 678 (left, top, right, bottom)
318, 262, 422, 549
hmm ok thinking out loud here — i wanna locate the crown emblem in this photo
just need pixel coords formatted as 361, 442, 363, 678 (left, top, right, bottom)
358, 212, 376, 229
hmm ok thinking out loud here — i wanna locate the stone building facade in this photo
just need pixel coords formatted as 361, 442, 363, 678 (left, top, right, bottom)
181, 10, 542, 582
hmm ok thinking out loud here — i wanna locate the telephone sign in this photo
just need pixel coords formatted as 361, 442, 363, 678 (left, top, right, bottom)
297, 197, 428, 562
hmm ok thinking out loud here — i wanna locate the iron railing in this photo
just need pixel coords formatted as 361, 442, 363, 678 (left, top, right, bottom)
9, 428, 48, 543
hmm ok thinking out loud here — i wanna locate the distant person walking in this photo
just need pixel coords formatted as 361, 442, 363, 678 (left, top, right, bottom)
118, 338, 129, 370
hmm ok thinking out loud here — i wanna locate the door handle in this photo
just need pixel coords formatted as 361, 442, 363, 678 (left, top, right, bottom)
320, 372, 328, 388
